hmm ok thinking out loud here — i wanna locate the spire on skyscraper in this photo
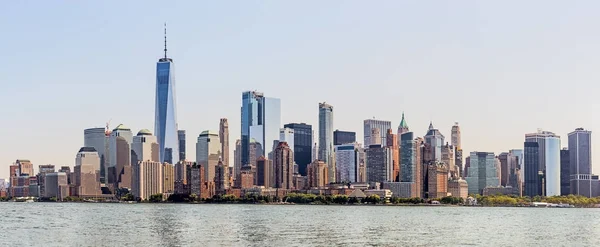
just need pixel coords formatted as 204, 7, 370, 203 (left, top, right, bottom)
164, 22, 168, 59
399, 112, 409, 129
428, 121, 434, 130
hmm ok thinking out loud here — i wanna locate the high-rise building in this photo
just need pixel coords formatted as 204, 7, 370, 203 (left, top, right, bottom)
400, 133, 421, 198
524, 142, 541, 197
333, 130, 356, 146
307, 160, 328, 188
279, 128, 295, 154
219, 119, 229, 167
283, 123, 312, 176
273, 142, 294, 189
163, 163, 175, 194
108, 124, 133, 189
465, 152, 500, 195
178, 130, 186, 161
509, 149, 524, 187
196, 131, 222, 183
427, 163, 448, 199
234, 139, 242, 178
451, 122, 461, 149
497, 152, 510, 187
365, 144, 393, 183
174, 161, 190, 194
568, 128, 595, 197
15, 160, 34, 177
155, 26, 179, 164
256, 156, 272, 187
215, 159, 229, 192
37, 165, 55, 197
364, 119, 391, 147
386, 129, 400, 182
441, 143, 456, 178
335, 143, 361, 183
189, 163, 204, 196
397, 112, 410, 140
74, 147, 101, 197
525, 130, 561, 196
560, 148, 570, 196
370, 128, 381, 146
44, 172, 69, 200
84, 128, 108, 183
318, 102, 335, 183
424, 122, 445, 162
241, 91, 281, 166
132, 129, 160, 164
132, 161, 163, 200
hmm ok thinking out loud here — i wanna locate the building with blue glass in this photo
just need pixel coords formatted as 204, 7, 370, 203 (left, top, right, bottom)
424, 122, 445, 162
318, 102, 335, 183
154, 27, 179, 164
283, 123, 312, 176
241, 91, 281, 166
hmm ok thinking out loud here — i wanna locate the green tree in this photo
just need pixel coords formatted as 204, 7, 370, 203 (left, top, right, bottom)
149, 193, 163, 203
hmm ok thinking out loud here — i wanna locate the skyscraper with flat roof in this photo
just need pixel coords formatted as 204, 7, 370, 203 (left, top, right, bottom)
178, 130, 186, 161
364, 119, 391, 147
335, 143, 361, 183
525, 130, 561, 196
196, 131, 222, 183
241, 91, 281, 166
333, 130, 356, 146
74, 147, 101, 197
283, 123, 312, 176
84, 127, 107, 182
568, 128, 595, 197
560, 148, 570, 196
318, 102, 335, 183
155, 25, 179, 164
273, 142, 294, 190
219, 119, 229, 167
465, 152, 499, 195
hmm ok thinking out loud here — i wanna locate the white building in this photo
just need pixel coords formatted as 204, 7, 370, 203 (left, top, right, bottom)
279, 127, 295, 154
335, 143, 361, 183
132, 129, 159, 163
526, 130, 561, 196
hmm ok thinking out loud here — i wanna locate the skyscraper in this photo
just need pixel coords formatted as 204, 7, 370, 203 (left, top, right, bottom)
178, 130, 186, 161
108, 124, 133, 190
132, 160, 163, 200
215, 159, 229, 192
364, 119, 391, 147
386, 129, 400, 182
560, 148, 570, 196
74, 147, 101, 197
283, 123, 312, 176
84, 127, 108, 183
525, 130, 561, 196
279, 127, 295, 154
318, 102, 335, 183
132, 129, 160, 164
397, 112, 410, 138
524, 142, 541, 197
219, 119, 229, 167
465, 152, 500, 195
307, 160, 328, 188
196, 131, 222, 183
424, 122, 445, 162
273, 142, 294, 189
335, 143, 361, 183
256, 156, 272, 187
233, 139, 242, 178
568, 128, 594, 197
451, 122, 461, 149
241, 91, 281, 166
365, 144, 394, 183
400, 132, 422, 198
155, 25, 179, 164
333, 130, 356, 146
370, 128, 382, 146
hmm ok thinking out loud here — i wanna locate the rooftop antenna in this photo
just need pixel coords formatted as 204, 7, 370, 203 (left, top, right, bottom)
164, 22, 168, 59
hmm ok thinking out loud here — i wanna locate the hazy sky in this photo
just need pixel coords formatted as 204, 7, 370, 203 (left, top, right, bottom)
1, 1, 598, 179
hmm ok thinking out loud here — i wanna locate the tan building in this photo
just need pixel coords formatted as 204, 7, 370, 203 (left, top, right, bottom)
447, 179, 468, 199
293, 174, 307, 190
132, 129, 160, 164
256, 156, 272, 188
386, 129, 399, 182
233, 139, 242, 181
239, 166, 255, 189
427, 163, 448, 199
196, 130, 222, 183
132, 161, 163, 200
307, 160, 328, 188
45, 172, 69, 200
74, 147, 101, 197
174, 160, 190, 194
219, 118, 229, 167
16, 160, 34, 176
441, 143, 458, 178
274, 142, 294, 189
163, 163, 175, 194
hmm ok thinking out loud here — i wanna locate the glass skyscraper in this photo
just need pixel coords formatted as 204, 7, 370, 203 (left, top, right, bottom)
241, 91, 281, 166
364, 119, 391, 147
283, 123, 312, 176
318, 102, 334, 182
155, 29, 179, 164
525, 130, 561, 196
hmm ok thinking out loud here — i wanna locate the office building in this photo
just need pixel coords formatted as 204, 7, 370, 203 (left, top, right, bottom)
273, 142, 294, 189
424, 122, 445, 162
74, 147, 101, 197
16, 160, 34, 177
427, 163, 448, 199
364, 119, 391, 147
178, 130, 186, 161
234, 139, 242, 178
525, 130, 561, 196
560, 148, 570, 196
397, 112, 410, 141
441, 143, 456, 178
241, 91, 281, 166
497, 153, 510, 187
510, 149, 524, 187
174, 161, 190, 194
256, 156, 272, 187
108, 124, 133, 190
279, 127, 295, 154
37, 165, 55, 197
189, 163, 204, 196
448, 179, 468, 199
318, 102, 335, 183
154, 27, 179, 164
568, 128, 595, 197
333, 130, 356, 146
215, 159, 229, 192
386, 129, 400, 182
45, 172, 69, 200
307, 160, 328, 188
132, 161, 163, 200
238, 166, 255, 189
132, 129, 160, 164
196, 131, 222, 183
163, 163, 175, 194
335, 143, 361, 183
283, 123, 312, 176
400, 132, 421, 198
84, 127, 108, 182
370, 128, 381, 146
365, 144, 393, 183
451, 122, 461, 149
524, 142, 541, 197
465, 152, 500, 195
219, 119, 229, 167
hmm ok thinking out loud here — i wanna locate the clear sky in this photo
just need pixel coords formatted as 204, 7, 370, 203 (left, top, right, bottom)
1, 1, 598, 179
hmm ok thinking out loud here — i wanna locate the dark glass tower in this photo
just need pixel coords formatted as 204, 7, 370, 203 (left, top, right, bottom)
524, 142, 541, 197
178, 130, 186, 161
333, 130, 356, 146
283, 123, 312, 176
155, 25, 179, 164
560, 148, 570, 195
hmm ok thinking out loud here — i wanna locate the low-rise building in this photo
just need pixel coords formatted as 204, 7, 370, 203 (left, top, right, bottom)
364, 189, 393, 199
447, 179, 468, 199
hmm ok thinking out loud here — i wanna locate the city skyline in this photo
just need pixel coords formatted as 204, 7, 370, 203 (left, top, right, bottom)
1, 1, 598, 179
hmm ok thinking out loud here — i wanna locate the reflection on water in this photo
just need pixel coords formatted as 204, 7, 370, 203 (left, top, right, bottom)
0, 202, 599, 246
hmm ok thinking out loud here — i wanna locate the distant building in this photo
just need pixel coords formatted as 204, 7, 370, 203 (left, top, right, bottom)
483, 186, 520, 196
424, 122, 445, 162
238, 166, 254, 189
132, 161, 163, 200
84, 127, 108, 183
233, 139, 242, 179
333, 130, 356, 146
132, 129, 160, 164
568, 128, 595, 197
497, 152, 510, 187
274, 142, 294, 189
174, 161, 190, 194
386, 129, 400, 182
307, 160, 328, 188
219, 119, 229, 167
241, 91, 281, 167
178, 130, 186, 161
525, 130, 561, 196
364, 119, 391, 147
560, 148, 570, 196
400, 132, 421, 198
447, 179, 468, 199
318, 102, 335, 183
283, 123, 312, 176
441, 143, 456, 178
396, 112, 410, 141
256, 156, 272, 188
524, 142, 541, 197
190, 163, 204, 196
74, 147, 101, 197
163, 163, 175, 194
382, 182, 414, 198
334, 143, 361, 183
427, 163, 448, 199
45, 172, 69, 200
37, 165, 55, 198
196, 131, 222, 183
154, 44, 179, 164
465, 152, 500, 195
279, 128, 295, 154
108, 124, 133, 191
365, 144, 393, 183
215, 159, 230, 192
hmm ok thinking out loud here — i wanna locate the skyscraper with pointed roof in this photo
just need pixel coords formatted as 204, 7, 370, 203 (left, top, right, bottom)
424, 122, 445, 161
155, 23, 179, 164
397, 112, 409, 136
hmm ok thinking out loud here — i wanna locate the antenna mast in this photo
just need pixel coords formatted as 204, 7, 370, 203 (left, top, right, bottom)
164, 23, 168, 59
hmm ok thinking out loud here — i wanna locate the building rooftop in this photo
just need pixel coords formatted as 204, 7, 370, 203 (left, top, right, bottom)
78, 147, 97, 153
113, 124, 130, 131
137, 129, 153, 136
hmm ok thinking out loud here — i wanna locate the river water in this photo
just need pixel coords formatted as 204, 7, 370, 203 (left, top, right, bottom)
0, 202, 599, 246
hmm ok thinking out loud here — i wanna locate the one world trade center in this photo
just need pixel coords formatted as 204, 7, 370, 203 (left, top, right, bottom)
155, 24, 179, 164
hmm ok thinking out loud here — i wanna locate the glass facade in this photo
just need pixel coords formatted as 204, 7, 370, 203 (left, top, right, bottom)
363, 119, 391, 147
178, 130, 186, 161
283, 123, 312, 176
400, 132, 416, 182
544, 137, 561, 196
465, 152, 499, 195
155, 59, 179, 164
318, 103, 334, 182
335, 144, 360, 183
425, 128, 445, 162
241, 91, 280, 166
524, 142, 541, 197
333, 130, 356, 146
